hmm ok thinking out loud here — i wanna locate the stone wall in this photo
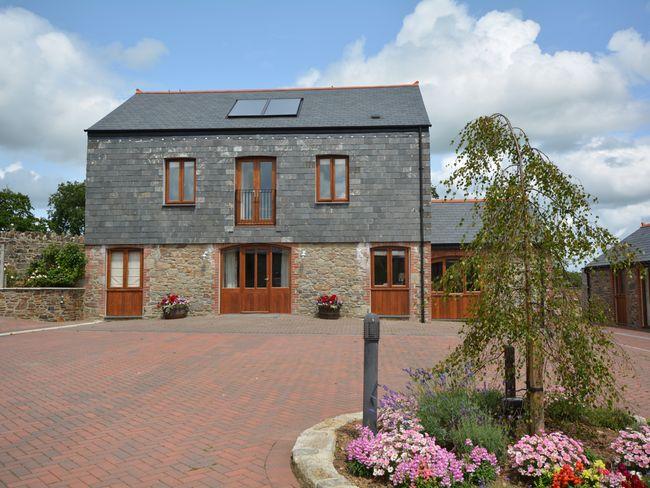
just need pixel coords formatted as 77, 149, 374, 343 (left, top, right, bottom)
0, 231, 83, 281
83, 246, 106, 319
291, 242, 429, 320
84, 241, 430, 321
142, 244, 217, 318
0, 288, 84, 322
292, 243, 371, 318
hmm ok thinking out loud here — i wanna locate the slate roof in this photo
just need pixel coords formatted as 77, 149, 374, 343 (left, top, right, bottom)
87, 83, 430, 132
430, 200, 483, 245
586, 224, 650, 267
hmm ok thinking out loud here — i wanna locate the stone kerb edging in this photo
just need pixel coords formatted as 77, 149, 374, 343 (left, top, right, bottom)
292, 412, 361, 488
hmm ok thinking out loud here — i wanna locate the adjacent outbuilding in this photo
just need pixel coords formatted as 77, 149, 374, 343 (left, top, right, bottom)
583, 223, 650, 328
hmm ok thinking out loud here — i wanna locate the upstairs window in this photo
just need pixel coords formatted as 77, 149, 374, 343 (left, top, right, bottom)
235, 157, 276, 225
316, 156, 349, 202
165, 159, 195, 204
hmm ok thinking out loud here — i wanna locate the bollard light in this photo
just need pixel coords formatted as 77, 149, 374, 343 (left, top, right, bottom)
363, 313, 380, 433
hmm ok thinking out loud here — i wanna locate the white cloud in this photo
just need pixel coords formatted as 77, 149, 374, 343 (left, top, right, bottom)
108, 37, 168, 70
297, 0, 650, 153
0, 161, 55, 210
300, 0, 650, 241
0, 161, 23, 179
0, 7, 120, 163
553, 137, 650, 207
607, 28, 650, 82
0, 8, 166, 166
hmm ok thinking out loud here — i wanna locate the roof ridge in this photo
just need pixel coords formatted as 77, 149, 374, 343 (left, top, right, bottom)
134, 81, 420, 95
431, 198, 485, 203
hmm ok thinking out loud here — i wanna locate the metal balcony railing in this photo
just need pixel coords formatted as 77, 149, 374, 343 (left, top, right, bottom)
235, 189, 275, 225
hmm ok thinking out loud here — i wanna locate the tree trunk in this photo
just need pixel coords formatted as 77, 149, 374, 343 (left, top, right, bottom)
526, 338, 545, 433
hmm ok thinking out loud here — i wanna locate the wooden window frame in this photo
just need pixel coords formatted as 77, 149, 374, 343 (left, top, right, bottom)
371, 246, 409, 289
165, 158, 196, 205
235, 157, 277, 226
107, 248, 143, 290
316, 155, 350, 203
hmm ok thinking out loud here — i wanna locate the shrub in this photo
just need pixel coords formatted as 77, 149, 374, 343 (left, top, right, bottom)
25, 243, 85, 287
584, 407, 635, 431
449, 415, 508, 460
610, 425, 650, 471
545, 386, 635, 431
507, 431, 588, 478
3, 264, 21, 287
473, 388, 504, 418
546, 397, 585, 423
418, 388, 507, 459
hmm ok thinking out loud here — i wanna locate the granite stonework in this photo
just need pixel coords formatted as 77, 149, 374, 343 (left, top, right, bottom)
85, 131, 431, 246
142, 244, 217, 318
0, 288, 84, 322
83, 245, 106, 319
84, 242, 430, 320
291, 243, 371, 318
585, 266, 648, 327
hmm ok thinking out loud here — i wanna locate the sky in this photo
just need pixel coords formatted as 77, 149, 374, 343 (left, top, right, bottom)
0, 0, 649, 240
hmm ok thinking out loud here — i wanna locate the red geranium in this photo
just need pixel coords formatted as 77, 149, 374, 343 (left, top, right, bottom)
316, 294, 343, 309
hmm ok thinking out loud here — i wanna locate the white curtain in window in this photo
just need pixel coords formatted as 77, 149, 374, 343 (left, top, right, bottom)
127, 251, 141, 287
223, 249, 239, 288
110, 251, 123, 288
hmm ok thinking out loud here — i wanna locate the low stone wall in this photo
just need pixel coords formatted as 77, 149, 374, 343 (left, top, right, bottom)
0, 288, 85, 322
0, 231, 84, 278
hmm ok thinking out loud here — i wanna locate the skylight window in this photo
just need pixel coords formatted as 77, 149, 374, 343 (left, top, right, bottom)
228, 98, 302, 117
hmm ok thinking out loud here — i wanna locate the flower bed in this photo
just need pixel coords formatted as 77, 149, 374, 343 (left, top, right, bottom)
338, 374, 649, 487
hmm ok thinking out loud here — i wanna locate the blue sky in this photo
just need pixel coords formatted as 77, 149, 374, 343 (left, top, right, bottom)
0, 0, 649, 237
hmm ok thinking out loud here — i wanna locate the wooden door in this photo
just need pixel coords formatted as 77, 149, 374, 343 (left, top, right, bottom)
241, 247, 271, 312
106, 249, 143, 317
614, 269, 627, 325
371, 247, 409, 316
430, 256, 479, 320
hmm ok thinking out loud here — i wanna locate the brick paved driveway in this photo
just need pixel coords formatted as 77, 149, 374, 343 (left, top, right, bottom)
0, 315, 648, 487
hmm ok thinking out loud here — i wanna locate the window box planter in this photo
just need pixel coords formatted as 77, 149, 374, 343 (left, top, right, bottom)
316, 294, 343, 320
163, 307, 189, 320
317, 306, 341, 320
158, 293, 190, 320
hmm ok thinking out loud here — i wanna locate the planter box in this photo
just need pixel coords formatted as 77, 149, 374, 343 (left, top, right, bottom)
317, 307, 341, 320
163, 307, 188, 320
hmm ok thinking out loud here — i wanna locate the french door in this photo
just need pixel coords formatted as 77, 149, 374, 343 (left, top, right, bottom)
370, 247, 410, 316
242, 247, 271, 312
235, 158, 276, 225
220, 245, 291, 314
106, 248, 143, 317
